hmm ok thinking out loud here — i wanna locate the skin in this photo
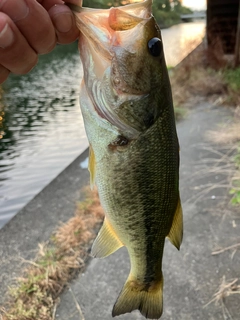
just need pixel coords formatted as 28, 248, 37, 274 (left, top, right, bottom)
0, 0, 82, 84
74, 1, 182, 317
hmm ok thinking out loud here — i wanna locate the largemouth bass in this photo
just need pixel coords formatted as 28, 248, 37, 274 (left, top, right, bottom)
69, 0, 183, 318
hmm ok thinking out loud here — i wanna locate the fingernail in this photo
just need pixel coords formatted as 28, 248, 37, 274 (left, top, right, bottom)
53, 12, 73, 33
0, 0, 29, 22
0, 24, 14, 48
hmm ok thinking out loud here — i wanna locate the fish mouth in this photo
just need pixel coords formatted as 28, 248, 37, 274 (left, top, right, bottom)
70, 0, 152, 63
70, 0, 152, 137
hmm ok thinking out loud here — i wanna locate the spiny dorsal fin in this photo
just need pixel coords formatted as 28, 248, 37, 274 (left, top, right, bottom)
91, 218, 123, 258
88, 145, 96, 190
167, 198, 183, 250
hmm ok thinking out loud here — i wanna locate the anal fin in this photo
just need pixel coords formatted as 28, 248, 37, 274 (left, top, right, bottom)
88, 144, 96, 190
167, 197, 183, 250
91, 218, 123, 258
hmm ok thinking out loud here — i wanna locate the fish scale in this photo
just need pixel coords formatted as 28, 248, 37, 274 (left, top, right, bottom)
69, 0, 183, 318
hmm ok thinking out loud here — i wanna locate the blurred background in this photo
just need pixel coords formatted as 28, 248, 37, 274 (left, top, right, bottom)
0, 0, 208, 228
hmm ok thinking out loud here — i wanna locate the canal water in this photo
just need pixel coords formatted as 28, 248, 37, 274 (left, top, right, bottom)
0, 21, 205, 228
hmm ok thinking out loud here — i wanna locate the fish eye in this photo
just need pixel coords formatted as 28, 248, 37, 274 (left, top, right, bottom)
147, 37, 162, 57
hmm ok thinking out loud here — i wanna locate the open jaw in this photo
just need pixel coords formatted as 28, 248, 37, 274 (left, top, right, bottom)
71, 0, 153, 136
72, 0, 152, 72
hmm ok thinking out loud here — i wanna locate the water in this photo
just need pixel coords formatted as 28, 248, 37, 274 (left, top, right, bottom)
0, 43, 88, 227
162, 21, 206, 66
0, 21, 205, 229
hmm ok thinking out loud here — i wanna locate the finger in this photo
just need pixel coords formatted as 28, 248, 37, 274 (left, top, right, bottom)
0, 64, 9, 83
0, 0, 56, 54
48, 4, 79, 44
0, 13, 38, 74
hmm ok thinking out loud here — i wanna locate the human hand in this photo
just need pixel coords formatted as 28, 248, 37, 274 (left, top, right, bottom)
0, 0, 80, 84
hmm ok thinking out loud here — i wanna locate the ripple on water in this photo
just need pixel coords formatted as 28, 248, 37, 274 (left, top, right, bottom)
0, 42, 89, 228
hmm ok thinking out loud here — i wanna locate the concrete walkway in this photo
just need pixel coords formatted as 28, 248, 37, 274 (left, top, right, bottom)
0, 149, 90, 305
1, 102, 239, 319
55, 102, 240, 320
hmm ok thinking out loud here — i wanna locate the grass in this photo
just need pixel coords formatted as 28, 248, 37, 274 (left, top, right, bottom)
169, 43, 240, 112
188, 130, 240, 318
224, 68, 240, 92
205, 108, 240, 208
170, 44, 225, 110
204, 113, 240, 319
229, 145, 240, 206
1, 40, 240, 320
0, 187, 104, 320
205, 276, 240, 319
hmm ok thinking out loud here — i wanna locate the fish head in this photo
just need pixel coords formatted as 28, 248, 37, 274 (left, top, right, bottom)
73, 0, 171, 138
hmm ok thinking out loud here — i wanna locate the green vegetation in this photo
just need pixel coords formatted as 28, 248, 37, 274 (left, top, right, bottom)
82, 0, 109, 8
229, 145, 240, 206
153, 9, 181, 28
223, 68, 240, 92
152, 0, 192, 28
220, 67, 240, 106
174, 106, 187, 120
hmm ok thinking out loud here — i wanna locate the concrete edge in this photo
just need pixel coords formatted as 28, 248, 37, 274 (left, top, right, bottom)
0, 148, 90, 305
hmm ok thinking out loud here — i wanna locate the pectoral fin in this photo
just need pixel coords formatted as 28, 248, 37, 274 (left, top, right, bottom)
88, 145, 96, 190
167, 198, 183, 250
91, 218, 124, 258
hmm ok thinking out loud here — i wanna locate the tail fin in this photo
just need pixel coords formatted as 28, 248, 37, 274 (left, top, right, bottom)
112, 274, 163, 319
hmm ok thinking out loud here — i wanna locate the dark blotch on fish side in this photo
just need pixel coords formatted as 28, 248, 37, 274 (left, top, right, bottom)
143, 112, 155, 128
148, 37, 162, 57
108, 135, 129, 151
